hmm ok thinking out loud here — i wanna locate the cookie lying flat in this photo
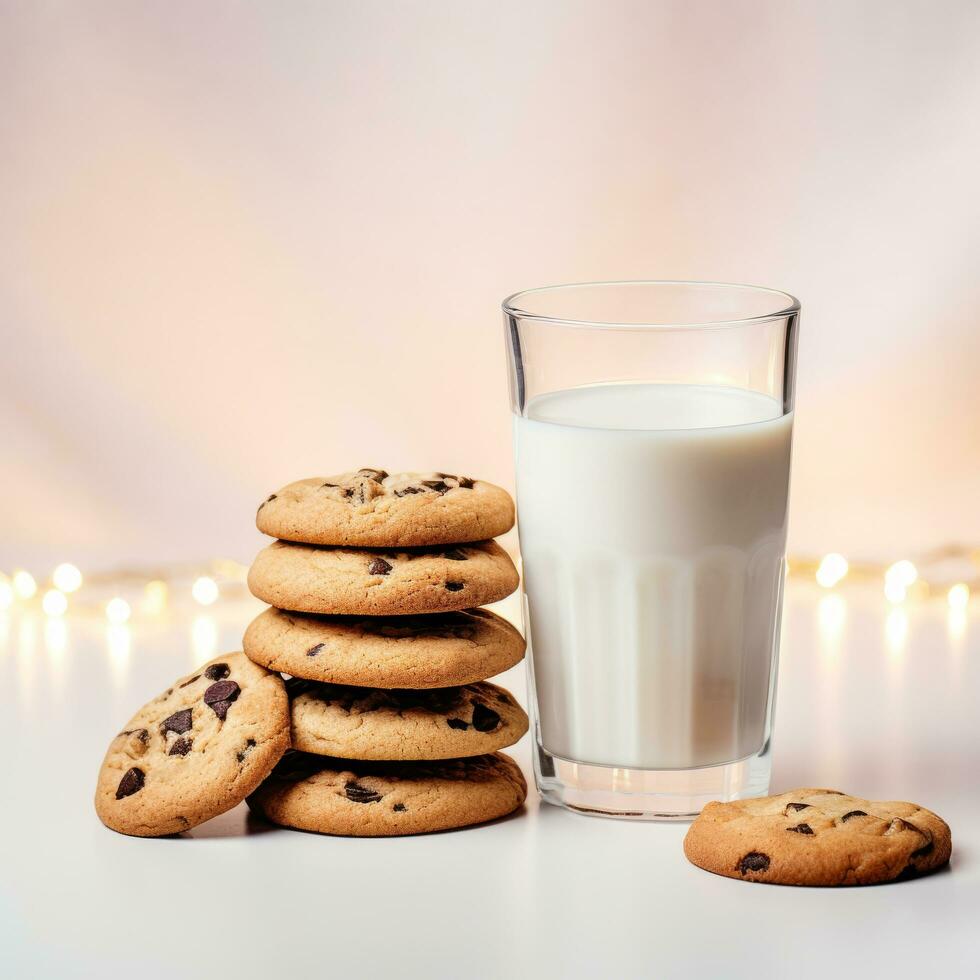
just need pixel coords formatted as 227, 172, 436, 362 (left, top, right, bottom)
243, 606, 525, 688
287, 679, 529, 760
95, 653, 290, 837
256, 469, 514, 547
248, 539, 519, 616
248, 751, 527, 836
684, 788, 952, 886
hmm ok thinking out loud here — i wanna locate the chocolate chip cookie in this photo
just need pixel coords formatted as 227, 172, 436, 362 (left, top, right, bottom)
287, 679, 528, 760
247, 539, 519, 616
95, 653, 290, 837
683, 788, 952, 886
256, 469, 514, 547
247, 751, 527, 836
243, 606, 525, 688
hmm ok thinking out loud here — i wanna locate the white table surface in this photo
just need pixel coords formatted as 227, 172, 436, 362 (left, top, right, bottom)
1, 581, 976, 979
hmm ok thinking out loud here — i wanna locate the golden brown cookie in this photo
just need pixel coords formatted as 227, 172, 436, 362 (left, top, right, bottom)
247, 539, 519, 616
94, 653, 290, 837
287, 679, 529, 760
683, 788, 952, 886
256, 469, 514, 546
247, 751, 527, 836
243, 606, 525, 688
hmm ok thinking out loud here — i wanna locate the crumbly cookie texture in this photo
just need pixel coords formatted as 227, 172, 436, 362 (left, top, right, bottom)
287, 679, 528, 761
256, 469, 515, 547
243, 606, 525, 688
247, 539, 519, 616
247, 751, 527, 836
683, 788, 952, 886
95, 653, 290, 837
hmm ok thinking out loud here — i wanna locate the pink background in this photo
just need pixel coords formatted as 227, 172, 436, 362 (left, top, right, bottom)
3, 0, 979, 569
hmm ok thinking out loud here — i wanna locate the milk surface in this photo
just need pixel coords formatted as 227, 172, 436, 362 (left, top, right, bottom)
514, 383, 792, 770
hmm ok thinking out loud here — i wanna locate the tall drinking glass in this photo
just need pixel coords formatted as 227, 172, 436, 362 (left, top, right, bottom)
504, 282, 799, 819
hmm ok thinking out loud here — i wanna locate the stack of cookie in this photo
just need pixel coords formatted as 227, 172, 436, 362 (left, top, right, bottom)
242, 468, 529, 836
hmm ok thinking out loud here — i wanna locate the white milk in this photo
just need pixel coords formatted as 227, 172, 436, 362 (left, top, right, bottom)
514, 383, 792, 770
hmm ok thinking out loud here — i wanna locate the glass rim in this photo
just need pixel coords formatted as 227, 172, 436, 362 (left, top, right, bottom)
502, 280, 800, 330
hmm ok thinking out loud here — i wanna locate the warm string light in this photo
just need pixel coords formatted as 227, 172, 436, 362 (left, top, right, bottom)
948, 583, 970, 610
105, 598, 131, 625
52, 563, 83, 593
0, 560, 250, 622
191, 576, 219, 606
815, 553, 848, 588
41, 590, 68, 617
796, 547, 979, 607
12, 570, 37, 600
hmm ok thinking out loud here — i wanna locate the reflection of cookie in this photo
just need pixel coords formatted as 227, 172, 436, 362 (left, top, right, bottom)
256, 469, 514, 547
288, 679, 528, 760
243, 606, 525, 688
248, 751, 526, 836
248, 539, 519, 616
684, 788, 952, 886
94, 654, 290, 837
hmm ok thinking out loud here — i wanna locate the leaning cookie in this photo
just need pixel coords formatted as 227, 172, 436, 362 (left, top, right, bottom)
287, 679, 529, 760
256, 469, 514, 547
95, 653, 290, 837
683, 788, 952, 886
248, 539, 519, 616
248, 751, 527, 836
243, 607, 525, 688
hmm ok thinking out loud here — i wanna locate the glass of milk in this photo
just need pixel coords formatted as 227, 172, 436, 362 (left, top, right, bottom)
503, 281, 799, 819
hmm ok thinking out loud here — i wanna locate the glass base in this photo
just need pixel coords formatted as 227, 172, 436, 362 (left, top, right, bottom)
534, 741, 772, 821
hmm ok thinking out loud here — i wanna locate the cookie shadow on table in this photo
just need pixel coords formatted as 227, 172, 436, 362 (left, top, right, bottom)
179, 804, 278, 840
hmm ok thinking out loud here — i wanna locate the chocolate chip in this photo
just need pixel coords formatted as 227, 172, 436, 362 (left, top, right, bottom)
496, 693, 510, 705
120, 728, 150, 743
204, 680, 240, 719
168, 737, 192, 756
739, 852, 770, 874
321, 482, 339, 488
204, 680, 239, 703
204, 663, 230, 681
443, 548, 468, 561
237, 738, 256, 763
458, 477, 474, 489
472, 703, 501, 732
785, 802, 810, 812
393, 803, 406, 812
115, 767, 145, 799
787, 823, 814, 835
421, 480, 450, 493
368, 557, 393, 576
161, 709, 193, 735
357, 468, 388, 481
445, 582, 464, 592
345, 781, 382, 804
210, 701, 232, 721
179, 675, 201, 688
306, 643, 325, 658
447, 718, 469, 730
841, 810, 867, 822
341, 487, 354, 499
394, 486, 424, 497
